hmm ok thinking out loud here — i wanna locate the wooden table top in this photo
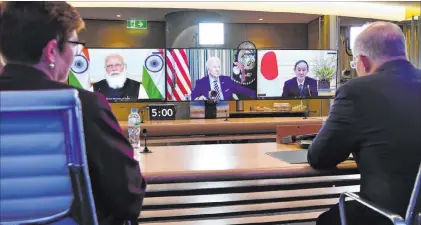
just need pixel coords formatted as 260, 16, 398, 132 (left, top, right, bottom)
121, 117, 326, 127
230, 110, 304, 114
120, 117, 326, 137
137, 142, 357, 183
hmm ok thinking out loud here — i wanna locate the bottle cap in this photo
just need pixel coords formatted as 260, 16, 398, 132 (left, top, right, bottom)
131, 108, 138, 113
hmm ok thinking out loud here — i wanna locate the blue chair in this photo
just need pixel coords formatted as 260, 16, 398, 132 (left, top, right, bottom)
339, 163, 421, 225
0, 90, 98, 225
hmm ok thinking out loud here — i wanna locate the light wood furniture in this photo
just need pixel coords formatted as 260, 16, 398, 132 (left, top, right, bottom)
276, 123, 323, 143
120, 117, 327, 137
228, 110, 305, 118
139, 212, 324, 225
146, 133, 276, 145
137, 142, 359, 224
139, 174, 360, 224
139, 142, 356, 183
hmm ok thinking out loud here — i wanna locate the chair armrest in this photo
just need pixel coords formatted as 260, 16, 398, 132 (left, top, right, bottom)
339, 192, 406, 225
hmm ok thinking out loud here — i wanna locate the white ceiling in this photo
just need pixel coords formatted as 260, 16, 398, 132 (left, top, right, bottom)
76, 7, 321, 24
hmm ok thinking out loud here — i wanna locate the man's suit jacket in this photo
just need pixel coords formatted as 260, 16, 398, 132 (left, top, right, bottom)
93, 78, 140, 99
0, 64, 147, 225
282, 77, 318, 97
191, 75, 256, 100
308, 60, 421, 217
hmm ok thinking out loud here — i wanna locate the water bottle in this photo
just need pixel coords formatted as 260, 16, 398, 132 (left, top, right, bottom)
128, 108, 141, 159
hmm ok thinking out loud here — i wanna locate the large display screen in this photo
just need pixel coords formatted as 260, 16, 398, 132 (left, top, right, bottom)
257, 50, 338, 99
68, 48, 166, 102
166, 48, 257, 101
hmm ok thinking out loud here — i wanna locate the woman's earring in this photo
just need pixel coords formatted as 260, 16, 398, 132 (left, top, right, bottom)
49, 63, 55, 69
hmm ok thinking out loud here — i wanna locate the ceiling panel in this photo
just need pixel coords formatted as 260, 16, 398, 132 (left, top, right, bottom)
76, 7, 321, 24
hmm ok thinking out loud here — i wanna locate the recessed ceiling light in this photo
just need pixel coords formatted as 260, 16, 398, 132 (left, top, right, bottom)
258, 18, 263, 21
117, 14, 121, 18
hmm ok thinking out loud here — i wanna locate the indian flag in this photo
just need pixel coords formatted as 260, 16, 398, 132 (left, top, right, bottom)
68, 48, 93, 91
141, 49, 165, 99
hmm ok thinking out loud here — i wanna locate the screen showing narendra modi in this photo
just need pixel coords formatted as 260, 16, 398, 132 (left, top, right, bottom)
68, 48, 166, 102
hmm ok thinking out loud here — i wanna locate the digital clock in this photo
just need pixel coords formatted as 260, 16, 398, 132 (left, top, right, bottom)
148, 104, 176, 121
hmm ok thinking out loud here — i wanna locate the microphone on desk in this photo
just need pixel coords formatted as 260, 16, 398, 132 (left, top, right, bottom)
140, 109, 145, 124
224, 110, 229, 121
207, 90, 219, 104
307, 85, 311, 97
140, 128, 152, 153
282, 133, 318, 144
139, 106, 149, 124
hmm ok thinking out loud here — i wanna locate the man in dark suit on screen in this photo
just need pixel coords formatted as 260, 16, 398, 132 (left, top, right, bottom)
93, 54, 141, 100
191, 56, 256, 101
282, 60, 318, 98
308, 22, 421, 225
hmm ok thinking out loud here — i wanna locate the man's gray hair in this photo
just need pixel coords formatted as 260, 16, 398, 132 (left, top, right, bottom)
104, 53, 125, 65
352, 21, 407, 61
206, 56, 221, 70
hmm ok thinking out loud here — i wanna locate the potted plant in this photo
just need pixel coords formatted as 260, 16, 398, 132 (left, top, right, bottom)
312, 56, 337, 89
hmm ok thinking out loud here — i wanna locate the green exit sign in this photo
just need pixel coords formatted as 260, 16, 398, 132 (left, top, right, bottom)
127, 20, 147, 29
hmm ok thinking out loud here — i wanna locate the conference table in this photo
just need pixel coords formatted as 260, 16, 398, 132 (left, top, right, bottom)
120, 117, 326, 144
137, 142, 357, 183
138, 142, 359, 224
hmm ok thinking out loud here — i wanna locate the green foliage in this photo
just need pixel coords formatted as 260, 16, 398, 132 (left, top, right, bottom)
313, 56, 337, 82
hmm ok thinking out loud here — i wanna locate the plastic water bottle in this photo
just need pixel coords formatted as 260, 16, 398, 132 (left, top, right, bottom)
128, 108, 141, 159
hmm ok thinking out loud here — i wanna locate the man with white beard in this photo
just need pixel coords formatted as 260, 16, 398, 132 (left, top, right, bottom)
94, 54, 146, 100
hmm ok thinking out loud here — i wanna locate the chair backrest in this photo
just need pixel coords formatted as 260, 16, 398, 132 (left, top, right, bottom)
0, 90, 98, 225
406, 162, 421, 225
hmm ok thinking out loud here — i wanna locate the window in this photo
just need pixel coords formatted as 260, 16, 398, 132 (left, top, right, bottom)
199, 23, 224, 45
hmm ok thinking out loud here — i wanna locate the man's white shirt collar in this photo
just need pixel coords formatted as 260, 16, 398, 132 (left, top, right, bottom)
297, 78, 305, 87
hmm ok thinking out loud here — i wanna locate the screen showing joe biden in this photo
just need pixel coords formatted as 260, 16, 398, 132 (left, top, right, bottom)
68, 48, 166, 102
166, 48, 257, 101
257, 50, 338, 99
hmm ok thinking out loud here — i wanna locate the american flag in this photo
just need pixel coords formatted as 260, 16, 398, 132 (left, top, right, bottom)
166, 49, 192, 101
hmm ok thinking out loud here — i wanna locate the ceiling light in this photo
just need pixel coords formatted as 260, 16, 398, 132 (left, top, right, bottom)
117, 14, 121, 18
259, 18, 263, 21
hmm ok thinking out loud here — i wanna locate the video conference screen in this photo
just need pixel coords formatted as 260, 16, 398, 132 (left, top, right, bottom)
68, 48, 166, 102
257, 50, 338, 99
165, 48, 257, 101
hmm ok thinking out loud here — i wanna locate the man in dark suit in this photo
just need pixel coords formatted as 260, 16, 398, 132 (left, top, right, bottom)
308, 22, 421, 225
0, 2, 145, 225
191, 56, 256, 100
282, 60, 319, 98
282, 76, 318, 97
93, 54, 141, 100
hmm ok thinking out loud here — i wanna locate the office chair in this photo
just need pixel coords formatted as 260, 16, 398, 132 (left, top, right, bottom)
0, 90, 98, 225
338, 162, 421, 225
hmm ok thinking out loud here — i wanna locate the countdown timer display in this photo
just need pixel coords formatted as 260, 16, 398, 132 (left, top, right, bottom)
148, 104, 176, 120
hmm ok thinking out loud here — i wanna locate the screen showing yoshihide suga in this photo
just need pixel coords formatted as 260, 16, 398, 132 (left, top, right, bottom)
68, 48, 166, 102
257, 50, 338, 99
166, 48, 256, 101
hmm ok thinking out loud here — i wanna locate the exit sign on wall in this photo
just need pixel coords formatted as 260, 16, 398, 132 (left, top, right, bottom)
127, 20, 148, 29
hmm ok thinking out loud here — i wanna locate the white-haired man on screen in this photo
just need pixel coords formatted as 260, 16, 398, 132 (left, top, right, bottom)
191, 56, 256, 101
308, 21, 421, 225
94, 54, 147, 99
